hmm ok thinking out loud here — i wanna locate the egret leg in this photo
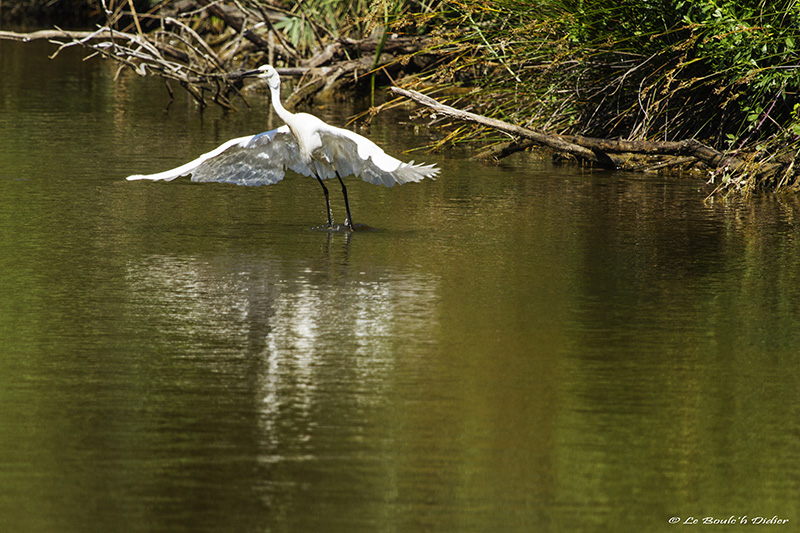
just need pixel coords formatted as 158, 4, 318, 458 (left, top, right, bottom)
336, 172, 354, 231
315, 175, 333, 228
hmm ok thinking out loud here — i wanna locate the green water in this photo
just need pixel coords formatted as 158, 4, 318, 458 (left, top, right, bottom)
1, 39, 798, 532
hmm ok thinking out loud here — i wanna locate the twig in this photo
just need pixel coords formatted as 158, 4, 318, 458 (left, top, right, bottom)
165, 17, 225, 70
126, 0, 145, 37
195, 0, 272, 52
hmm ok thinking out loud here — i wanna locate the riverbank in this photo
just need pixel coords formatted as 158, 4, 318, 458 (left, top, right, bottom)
3, 0, 798, 194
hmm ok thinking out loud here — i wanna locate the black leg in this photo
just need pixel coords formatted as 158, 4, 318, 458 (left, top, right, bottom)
336, 172, 354, 231
315, 174, 333, 228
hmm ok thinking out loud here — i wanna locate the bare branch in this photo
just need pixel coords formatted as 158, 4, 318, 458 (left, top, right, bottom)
390, 86, 752, 174
390, 87, 616, 168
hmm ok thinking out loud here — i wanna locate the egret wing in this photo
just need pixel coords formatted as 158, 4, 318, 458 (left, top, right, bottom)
126, 125, 311, 186
317, 126, 439, 187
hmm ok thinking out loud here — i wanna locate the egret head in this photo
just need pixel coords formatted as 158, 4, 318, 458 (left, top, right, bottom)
251, 64, 280, 91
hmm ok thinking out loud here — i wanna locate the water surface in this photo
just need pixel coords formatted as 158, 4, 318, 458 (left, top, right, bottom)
1, 39, 799, 532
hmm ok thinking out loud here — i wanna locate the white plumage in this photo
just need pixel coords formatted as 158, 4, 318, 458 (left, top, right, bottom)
126, 65, 439, 230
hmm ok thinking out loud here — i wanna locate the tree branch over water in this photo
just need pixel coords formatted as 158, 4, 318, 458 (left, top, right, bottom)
390, 86, 758, 177
390, 87, 617, 168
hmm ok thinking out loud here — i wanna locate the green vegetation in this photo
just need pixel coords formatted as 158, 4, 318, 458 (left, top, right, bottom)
397, 0, 800, 193
2, 0, 798, 193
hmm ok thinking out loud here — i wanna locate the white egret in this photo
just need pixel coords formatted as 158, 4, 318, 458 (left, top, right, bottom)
126, 65, 439, 230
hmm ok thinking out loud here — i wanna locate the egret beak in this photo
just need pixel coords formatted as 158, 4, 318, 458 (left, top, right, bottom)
240, 69, 262, 78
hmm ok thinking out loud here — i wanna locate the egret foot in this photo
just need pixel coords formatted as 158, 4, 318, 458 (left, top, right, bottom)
311, 223, 349, 232
310, 222, 375, 232
330, 223, 353, 232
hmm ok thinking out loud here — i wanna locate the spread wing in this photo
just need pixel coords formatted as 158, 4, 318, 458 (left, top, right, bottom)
314, 124, 439, 187
125, 125, 311, 186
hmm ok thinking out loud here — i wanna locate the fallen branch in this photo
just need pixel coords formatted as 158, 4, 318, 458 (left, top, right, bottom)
390, 86, 751, 175
559, 135, 742, 171
390, 87, 618, 168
